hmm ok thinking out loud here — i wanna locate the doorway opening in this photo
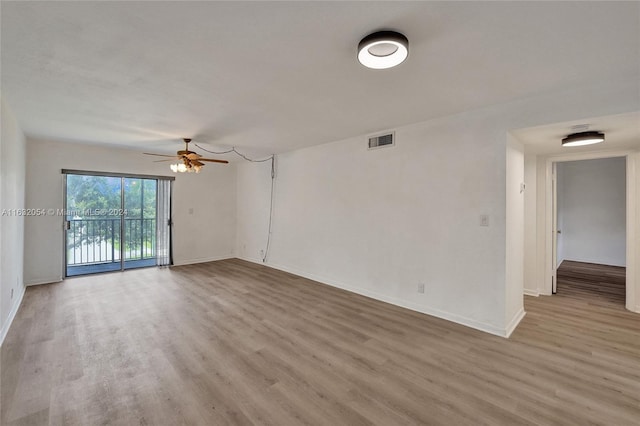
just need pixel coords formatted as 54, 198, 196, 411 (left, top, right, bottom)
548, 156, 630, 307
63, 171, 173, 277
556, 261, 625, 305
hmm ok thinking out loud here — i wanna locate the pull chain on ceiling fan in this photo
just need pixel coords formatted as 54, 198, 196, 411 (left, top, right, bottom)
144, 138, 228, 173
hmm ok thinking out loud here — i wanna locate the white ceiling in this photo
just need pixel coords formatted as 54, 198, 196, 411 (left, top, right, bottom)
514, 111, 640, 156
2, 1, 639, 155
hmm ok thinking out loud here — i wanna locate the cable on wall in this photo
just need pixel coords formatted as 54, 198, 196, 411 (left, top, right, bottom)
262, 156, 275, 263
194, 144, 273, 163
194, 143, 276, 263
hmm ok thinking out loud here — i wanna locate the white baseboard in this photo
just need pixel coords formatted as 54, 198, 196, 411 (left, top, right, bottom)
524, 289, 539, 297
237, 256, 514, 338
238, 255, 265, 264
505, 308, 526, 338
172, 255, 234, 267
26, 277, 63, 286
0, 284, 25, 347
563, 258, 626, 268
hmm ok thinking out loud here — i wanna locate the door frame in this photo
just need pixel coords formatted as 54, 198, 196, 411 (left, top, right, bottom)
551, 162, 558, 294
543, 150, 637, 312
62, 173, 125, 276
61, 169, 174, 278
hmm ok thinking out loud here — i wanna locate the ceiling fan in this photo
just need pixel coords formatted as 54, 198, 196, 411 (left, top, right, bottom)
144, 138, 228, 173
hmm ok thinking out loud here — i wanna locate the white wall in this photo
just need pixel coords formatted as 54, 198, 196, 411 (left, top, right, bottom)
239, 110, 509, 335
532, 155, 551, 296
523, 153, 539, 296
528, 151, 639, 310
0, 97, 27, 345
556, 164, 565, 265
557, 158, 626, 267
236, 79, 638, 337
505, 135, 525, 334
236, 158, 273, 261
24, 138, 237, 285
632, 152, 640, 311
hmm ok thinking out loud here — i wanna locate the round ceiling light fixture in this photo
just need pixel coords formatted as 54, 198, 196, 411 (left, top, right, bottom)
358, 31, 408, 69
561, 131, 605, 147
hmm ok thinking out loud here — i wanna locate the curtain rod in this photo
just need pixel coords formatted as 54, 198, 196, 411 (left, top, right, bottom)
61, 169, 176, 181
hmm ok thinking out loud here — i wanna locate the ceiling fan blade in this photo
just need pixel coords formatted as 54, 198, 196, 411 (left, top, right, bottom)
199, 158, 229, 164
186, 153, 202, 160
144, 152, 180, 158
192, 160, 204, 166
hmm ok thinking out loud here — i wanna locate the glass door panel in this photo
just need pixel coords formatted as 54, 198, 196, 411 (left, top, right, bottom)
65, 174, 122, 276
123, 178, 157, 270
65, 174, 160, 276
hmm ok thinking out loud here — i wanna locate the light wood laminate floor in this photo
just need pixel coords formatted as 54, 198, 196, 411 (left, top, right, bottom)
2, 259, 639, 425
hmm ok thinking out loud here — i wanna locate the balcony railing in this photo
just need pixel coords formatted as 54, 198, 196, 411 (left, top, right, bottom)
67, 218, 156, 266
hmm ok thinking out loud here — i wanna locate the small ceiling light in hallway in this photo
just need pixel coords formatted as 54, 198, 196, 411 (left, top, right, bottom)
358, 31, 408, 69
562, 131, 605, 147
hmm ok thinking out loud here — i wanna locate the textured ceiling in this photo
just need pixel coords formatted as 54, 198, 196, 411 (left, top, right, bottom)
2, 1, 639, 154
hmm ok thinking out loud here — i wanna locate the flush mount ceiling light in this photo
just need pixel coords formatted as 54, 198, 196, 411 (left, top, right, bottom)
358, 31, 408, 69
561, 131, 605, 147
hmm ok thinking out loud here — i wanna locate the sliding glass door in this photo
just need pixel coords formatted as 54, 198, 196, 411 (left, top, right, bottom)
123, 178, 157, 270
65, 174, 123, 276
65, 172, 169, 277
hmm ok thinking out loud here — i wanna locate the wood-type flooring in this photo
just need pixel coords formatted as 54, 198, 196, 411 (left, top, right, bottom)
2, 259, 638, 425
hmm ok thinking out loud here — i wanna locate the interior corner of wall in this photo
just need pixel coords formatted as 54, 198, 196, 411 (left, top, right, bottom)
523, 289, 539, 297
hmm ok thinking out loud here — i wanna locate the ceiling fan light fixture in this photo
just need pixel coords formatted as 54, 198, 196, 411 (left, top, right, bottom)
562, 131, 605, 147
358, 31, 408, 69
147, 137, 228, 173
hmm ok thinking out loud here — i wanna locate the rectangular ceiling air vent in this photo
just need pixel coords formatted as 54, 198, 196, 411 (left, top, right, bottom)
368, 132, 395, 149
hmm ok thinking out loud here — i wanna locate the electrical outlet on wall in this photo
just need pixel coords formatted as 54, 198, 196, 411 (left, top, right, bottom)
260, 249, 264, 257
417, 283, 425, 294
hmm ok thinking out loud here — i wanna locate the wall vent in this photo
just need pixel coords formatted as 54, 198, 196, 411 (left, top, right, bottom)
368, 132, 395, 149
